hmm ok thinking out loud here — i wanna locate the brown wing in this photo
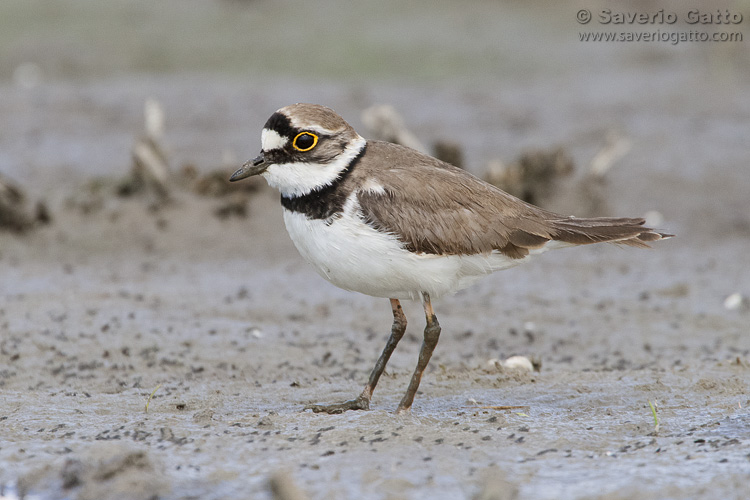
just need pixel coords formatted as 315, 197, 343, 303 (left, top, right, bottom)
356, 141, 670, 258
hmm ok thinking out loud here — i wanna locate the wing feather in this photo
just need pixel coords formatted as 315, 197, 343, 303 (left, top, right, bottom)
356, 142, 555, 257
355, 141, 670, 258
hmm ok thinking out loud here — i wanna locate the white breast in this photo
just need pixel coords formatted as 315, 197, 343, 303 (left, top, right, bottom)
282, 193, 540, 300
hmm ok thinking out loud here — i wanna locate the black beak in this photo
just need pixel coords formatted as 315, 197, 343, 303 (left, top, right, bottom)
229, 153, 269, 182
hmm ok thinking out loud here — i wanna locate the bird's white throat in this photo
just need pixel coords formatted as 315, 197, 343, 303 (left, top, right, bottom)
261, 136, 366, 198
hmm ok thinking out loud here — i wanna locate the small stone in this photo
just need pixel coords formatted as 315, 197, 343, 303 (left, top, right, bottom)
258, 415, 274, 427
501, 356, 534, 373
724, 293, 749, 312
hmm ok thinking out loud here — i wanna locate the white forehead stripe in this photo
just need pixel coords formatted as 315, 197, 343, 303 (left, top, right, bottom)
261, 128, 288, 151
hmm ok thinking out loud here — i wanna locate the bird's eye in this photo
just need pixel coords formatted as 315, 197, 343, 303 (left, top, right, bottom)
292, 132, 318, 152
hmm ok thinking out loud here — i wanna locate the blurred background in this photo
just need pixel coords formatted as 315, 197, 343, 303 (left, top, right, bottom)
1, 0, 748, 241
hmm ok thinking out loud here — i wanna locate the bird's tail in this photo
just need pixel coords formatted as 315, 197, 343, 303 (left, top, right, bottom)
548, 217, 673, 248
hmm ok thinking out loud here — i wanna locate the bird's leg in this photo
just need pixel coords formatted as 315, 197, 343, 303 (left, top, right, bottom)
396, 292, 441, 413
305, 298, 407, 414
361, 298, 408, 401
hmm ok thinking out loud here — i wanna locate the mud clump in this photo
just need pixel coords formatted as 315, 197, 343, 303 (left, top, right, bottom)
361, 104, 427, 153
0, 173, 51, 232
485, 147, 575, 207
114, 98, 261, 217
179, 163, 262, 219
17, 443, 169, 500
269, 470, 310, 500
433, 140, 465, 169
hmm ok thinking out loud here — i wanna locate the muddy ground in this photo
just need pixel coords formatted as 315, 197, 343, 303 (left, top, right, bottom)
1, 1, 750, 499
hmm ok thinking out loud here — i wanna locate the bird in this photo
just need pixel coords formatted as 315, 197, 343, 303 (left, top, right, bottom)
229, 103, 671, 414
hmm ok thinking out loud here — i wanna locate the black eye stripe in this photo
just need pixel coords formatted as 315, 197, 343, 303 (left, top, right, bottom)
263, 113, 329, 152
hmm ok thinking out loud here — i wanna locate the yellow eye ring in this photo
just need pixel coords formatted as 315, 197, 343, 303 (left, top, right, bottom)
292, 132, 318, 152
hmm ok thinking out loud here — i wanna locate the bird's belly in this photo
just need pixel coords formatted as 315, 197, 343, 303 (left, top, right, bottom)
282, 209, 526, 300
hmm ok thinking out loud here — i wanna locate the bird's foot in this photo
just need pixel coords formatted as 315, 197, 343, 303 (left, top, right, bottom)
304, 395, 370, 414
394, 405, 412, 415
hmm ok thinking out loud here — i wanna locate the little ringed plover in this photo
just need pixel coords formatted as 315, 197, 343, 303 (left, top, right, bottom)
230, 103, 671, 414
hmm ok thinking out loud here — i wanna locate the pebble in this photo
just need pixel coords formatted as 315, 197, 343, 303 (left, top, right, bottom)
723, 293, 749, 311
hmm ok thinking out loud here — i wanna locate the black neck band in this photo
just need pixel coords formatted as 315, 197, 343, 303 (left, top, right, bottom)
280, 144, 367, 220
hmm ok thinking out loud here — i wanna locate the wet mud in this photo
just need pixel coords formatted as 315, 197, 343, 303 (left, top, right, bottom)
1, 1, 749, 498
